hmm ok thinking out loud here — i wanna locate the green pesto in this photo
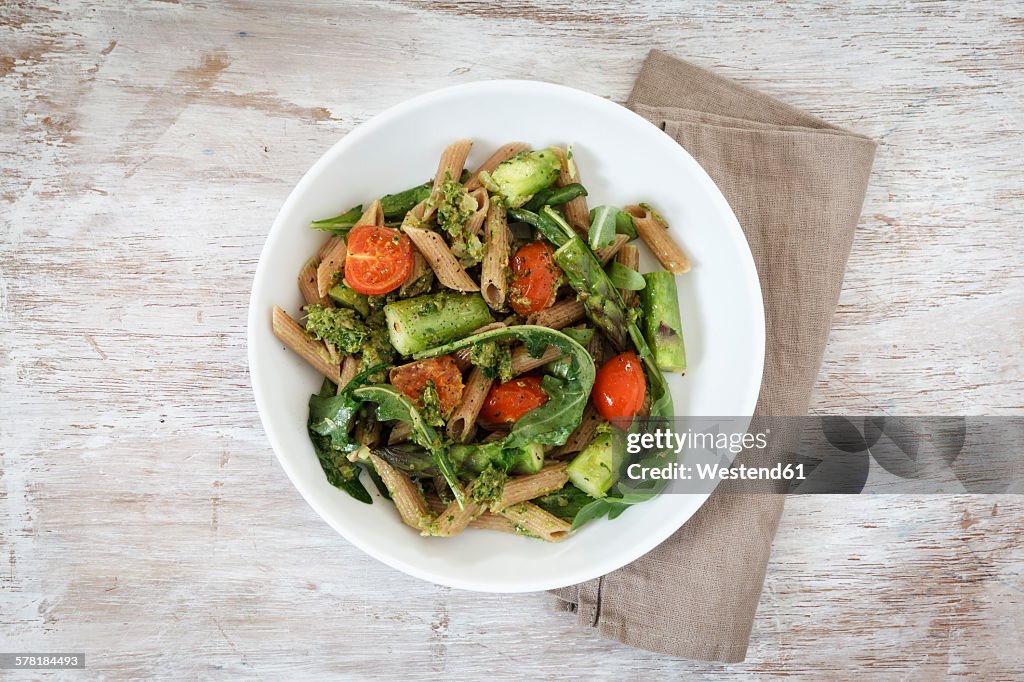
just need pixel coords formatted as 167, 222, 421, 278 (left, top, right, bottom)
468, 340, 513, 383
469, 464, 508, 505
419, 380, 444, 427
304, 305, 369, 354
435, 176, 485, 267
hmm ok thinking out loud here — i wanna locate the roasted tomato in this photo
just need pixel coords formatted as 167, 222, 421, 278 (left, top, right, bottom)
508, 241, 562, 316
479, 375, 549, 427
591, 352, 646, 426
343, 224, 414, 295
389, 355, 464, 416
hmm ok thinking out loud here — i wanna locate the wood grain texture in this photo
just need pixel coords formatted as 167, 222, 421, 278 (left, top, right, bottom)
2, 0, 1022, 678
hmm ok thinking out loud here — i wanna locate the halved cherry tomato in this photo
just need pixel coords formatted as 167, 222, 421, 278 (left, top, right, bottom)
343, 225, 413, 296
479, 375, 549, 427
508, 241, 562, 316
592, 352, 646, 426
389, 355, 464, 416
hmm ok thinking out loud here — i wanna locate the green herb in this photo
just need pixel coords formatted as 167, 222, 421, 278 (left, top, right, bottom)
468, 341, 513, 383
310, 204, 363, 236
304, 305, 369, 354
606, 261, 646, 291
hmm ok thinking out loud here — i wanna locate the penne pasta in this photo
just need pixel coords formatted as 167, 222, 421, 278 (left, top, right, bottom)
496, 502, 572, 542
595, 233, 630, 265
337, 355, 360, 394
432, 139, 473, 190
354, 198, 383, 229
469, 512, 523, 535
429, 485, 485, 537
480, 201, 510, 311
388, 421, 413, 444
316, 236, 347, 299
464, 187, 490, 236
616, 243, 641, 307
625, 204, 691, 274
299, 257, 331, 308
526, 299, 585, 329
510, 343, 562, 376
553, 146, 591, 234
399, 251, 429, 296
551, 403, 604, 457
447, 366, 493, 443
271, 306, 341, 384
402, 224, 480, 292
369, 454, 433, 531
465, 142, 529, 191
317, 234, 343, 261
493, 462, 569, 510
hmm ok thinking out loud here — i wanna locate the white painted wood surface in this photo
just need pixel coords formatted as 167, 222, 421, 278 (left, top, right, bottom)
2, 0, 1022, 678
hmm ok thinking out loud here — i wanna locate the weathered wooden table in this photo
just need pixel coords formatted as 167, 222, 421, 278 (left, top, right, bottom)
2, 1, 1022, 678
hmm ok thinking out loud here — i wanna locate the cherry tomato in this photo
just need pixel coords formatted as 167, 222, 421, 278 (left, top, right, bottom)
592, 352, 646, 426
479, 375, 549, 427
343, 225, 413, 295
508, 241, 562, 316
389, 355, 464, 416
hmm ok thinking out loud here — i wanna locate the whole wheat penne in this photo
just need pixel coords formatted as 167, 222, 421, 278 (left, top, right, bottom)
317, 234, 343, 261
355, 198, 383, 228
447, 366, 493, 443
336, 355, 360, 394
493, 462, 569, 511
428, 484, 484, 537
369, 453, 433, 531
496, 502, 572, 542
510, 344, 563, 375
399, 251, 429, 296
470, 512, 522, 535
626, 204, 690, 274
586, 329, 606, 365
480, 202, 510, 311
299, 257, 331, 307
553, 146, 590, 234
316, 236, 347, 299
271, 306, 341, 384
432, 139, 473, 190
355, 417, 381, 448
424, 497, 522, 536
465, 142, 529, 191
551, 403, 604, 457
453, 321, 507, 371
464, 187, 489, 236
595, 233, 630, 265
616, 243, 641, 307
388, 421, 413, 444
402, 224, 479, 292
526, 299, 585, 329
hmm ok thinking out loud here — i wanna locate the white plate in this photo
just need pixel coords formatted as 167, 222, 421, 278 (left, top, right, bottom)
248, 80, 764, 593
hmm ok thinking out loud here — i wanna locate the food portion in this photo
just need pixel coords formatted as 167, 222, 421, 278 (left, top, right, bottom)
272, 140, 691, 541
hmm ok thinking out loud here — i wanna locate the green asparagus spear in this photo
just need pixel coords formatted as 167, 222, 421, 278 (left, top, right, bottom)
379, 180, 432, 218
523, 183, 588, 212
383, 292, 494, 355
640, 271, 686, 372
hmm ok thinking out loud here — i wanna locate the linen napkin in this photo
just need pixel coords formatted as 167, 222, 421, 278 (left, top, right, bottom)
551, 50, 877, 662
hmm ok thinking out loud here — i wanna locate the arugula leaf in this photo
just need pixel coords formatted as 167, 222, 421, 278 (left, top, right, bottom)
413, 325, 596, 451
310, 204, 363, 235
588, 205, 618, 251
352, 384, 464, 508
606, 262, 646, 291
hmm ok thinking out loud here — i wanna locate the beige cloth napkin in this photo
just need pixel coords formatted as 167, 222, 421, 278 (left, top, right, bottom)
551, 50, 877, 662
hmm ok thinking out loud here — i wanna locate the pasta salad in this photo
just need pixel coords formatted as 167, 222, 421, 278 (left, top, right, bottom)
272, 140, 690, 541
